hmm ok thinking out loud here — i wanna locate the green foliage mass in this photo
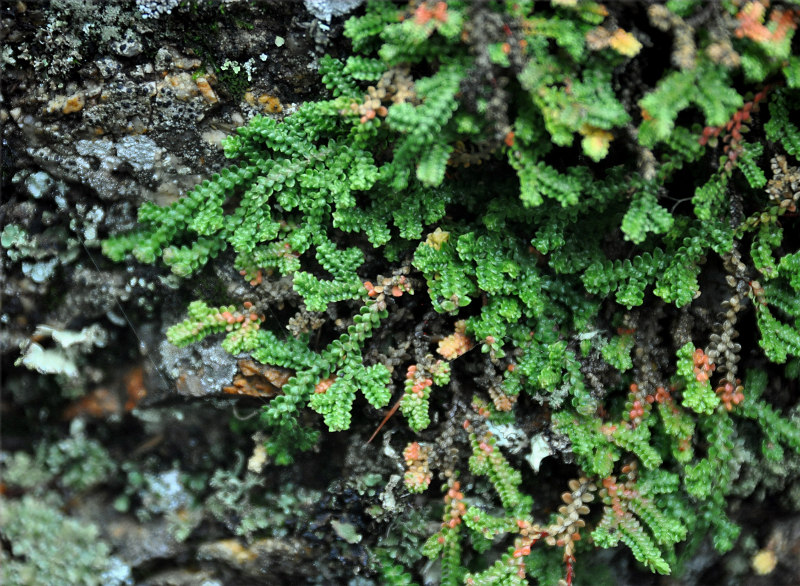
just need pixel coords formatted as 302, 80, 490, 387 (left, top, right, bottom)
103, 0, 800, 583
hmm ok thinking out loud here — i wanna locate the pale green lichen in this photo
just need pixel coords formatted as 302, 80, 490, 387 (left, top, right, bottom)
0, 496, 130, 586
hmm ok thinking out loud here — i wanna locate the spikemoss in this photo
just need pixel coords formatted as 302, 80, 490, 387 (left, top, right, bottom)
103, 1, 800, 583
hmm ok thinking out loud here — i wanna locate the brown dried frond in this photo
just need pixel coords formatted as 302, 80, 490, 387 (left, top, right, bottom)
488, 385, 517, 412
403, 441, 432, 492
647, 4, 697, 70
437, 324, 473, 360
767, 155, 800, 213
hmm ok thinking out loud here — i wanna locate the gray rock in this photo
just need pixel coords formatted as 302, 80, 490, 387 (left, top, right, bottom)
110, 30, 144, 58
303, 0, 365, 22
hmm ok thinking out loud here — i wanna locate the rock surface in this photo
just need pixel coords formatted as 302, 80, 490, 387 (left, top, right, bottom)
2, 2, 799, 585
